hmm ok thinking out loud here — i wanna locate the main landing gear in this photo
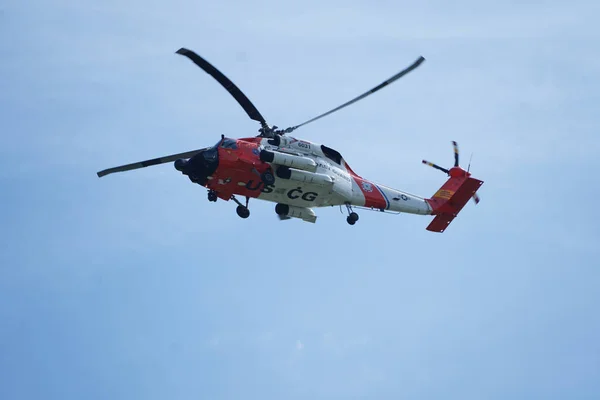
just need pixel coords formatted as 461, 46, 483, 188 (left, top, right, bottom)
207, 190, 250, 219
231, 195, 250, 219
345, 203, 359, 225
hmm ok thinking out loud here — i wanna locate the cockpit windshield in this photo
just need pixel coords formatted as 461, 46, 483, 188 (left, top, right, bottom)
220, 138, 238, 149
203, 141, 220, 162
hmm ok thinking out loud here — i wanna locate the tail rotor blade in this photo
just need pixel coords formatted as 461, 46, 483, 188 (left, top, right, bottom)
452, 141, 459, 167
467, 152, 473, 172
472, 193, 481, 204
422, 160, 449, 175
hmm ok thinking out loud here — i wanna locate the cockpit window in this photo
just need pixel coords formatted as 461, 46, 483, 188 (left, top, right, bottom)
321, 145, 342, 164
220, 138, 238, 149
203, 146, 218, 162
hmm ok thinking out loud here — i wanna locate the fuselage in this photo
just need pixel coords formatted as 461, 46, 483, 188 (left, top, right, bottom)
179, 135, 432, 216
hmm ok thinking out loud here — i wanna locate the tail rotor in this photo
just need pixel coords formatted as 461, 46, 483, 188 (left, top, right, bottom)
422, 141, 481, 205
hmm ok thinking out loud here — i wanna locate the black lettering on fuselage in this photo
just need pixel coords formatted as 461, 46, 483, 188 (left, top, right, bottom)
245, 180, 262, 191
245, 181, 318, 202
287, 187, 303, 199
286, 187, 318, 202
302, 192, 318, 201
245, 180, 274, 193
262, 184, 274, 193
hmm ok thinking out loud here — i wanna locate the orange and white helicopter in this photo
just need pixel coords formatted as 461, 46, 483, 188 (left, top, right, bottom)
97, 48, 483, 232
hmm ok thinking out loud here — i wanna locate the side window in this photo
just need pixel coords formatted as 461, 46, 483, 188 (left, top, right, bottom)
321, 145, 342, 164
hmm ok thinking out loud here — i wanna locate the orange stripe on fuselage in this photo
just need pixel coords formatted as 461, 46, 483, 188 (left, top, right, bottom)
353, 176, 387, 209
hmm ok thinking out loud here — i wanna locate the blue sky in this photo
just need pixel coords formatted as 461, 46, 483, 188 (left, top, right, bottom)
1, 0, 599, 399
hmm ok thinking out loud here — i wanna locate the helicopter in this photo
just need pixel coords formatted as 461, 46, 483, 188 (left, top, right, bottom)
97, 48, 483, 232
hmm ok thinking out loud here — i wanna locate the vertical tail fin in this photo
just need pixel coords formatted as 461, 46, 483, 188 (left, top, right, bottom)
426, 169, 483, 232
422, 142, 483, 233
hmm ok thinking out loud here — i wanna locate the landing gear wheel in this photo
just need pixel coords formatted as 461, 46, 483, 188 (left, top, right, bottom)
236, 205, 250, 219
261, 170, 275, 185
231, 195, 250, 218
345, 204, 359, 225
208, 190, 218, 202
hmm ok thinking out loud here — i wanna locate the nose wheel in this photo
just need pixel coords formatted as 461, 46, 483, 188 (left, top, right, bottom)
231, 195, 250, 219
345, 203, 359, 225
207, 190, 218, 202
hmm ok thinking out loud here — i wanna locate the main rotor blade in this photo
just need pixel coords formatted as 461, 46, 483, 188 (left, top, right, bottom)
283, 56, 425, 134
176, 48, 268, 128
97, 149, 205, 178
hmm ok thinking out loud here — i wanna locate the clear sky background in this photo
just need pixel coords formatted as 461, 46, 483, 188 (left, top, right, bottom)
1, 1, 599, 399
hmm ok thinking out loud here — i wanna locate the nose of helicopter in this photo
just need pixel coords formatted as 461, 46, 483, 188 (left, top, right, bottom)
173, 148, 219, 185
174, 158, 188, 171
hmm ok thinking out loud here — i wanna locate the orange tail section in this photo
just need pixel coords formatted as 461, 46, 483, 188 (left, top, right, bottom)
425, 167, 483, 233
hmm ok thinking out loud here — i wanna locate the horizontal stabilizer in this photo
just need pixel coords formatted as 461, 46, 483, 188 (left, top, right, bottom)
426, 176, 483, 233
426, 213, 456, 233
